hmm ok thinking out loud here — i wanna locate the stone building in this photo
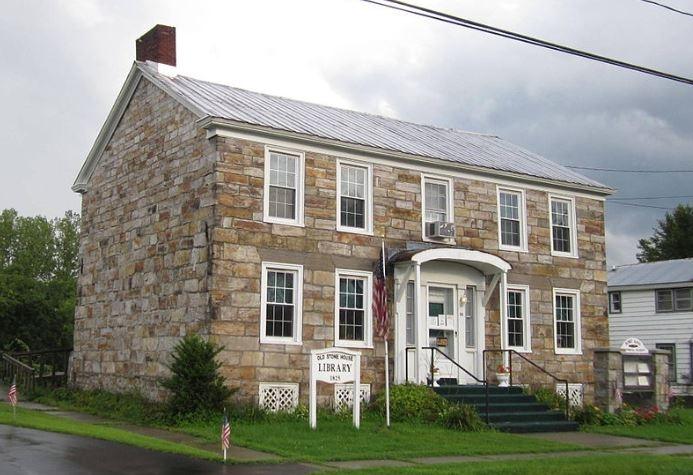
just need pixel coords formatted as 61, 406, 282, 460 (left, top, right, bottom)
72, 25, 612, 408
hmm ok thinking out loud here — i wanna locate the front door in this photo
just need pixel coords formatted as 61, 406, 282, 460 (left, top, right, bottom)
427, 285, 479, 384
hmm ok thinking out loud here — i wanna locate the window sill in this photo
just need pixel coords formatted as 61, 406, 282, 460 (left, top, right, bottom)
336, 226, 373, 236
335, 341, 373, 349
554, 349, 582, 356
263, 216, 304, 227
551, 251, 579, 259
508, 347, 532, 354
260, 338, 303, 346
499, 245, 528, 253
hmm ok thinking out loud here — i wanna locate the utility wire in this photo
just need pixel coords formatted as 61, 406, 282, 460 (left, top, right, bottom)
566, 165, 693, 173
360, 0, 693, 86
610, 195, 693, 201
607, 201, 673, 210
641, 0, 693, 18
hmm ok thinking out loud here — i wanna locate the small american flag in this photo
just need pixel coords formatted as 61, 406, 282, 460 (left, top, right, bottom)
221, 412, 231, 451
7, 377, 17, 407
373, 242, 389, 339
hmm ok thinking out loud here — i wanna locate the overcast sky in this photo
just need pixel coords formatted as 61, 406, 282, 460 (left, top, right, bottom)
2, 0, 691, 266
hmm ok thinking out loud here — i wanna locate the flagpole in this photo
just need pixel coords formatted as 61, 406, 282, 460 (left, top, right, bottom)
382, 240, 391, 428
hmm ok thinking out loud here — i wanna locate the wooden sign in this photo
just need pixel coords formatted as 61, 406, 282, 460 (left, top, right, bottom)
309, 347, 361, 429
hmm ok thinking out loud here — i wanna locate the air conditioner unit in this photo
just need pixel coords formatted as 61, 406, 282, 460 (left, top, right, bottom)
426, 221, 456, 238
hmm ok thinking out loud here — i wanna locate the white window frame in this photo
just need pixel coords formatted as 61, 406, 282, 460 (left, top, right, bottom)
496, 186, 528, 252
421, 173, 455, 243
336, 159, 373, 235
260, 262, 303, 345
553, 288, 582, 355
334, 269, 373, 349
506, 284, 532, 353
609, 291, 622, 314
263, 146, 305, 227
548, 194, 578, 258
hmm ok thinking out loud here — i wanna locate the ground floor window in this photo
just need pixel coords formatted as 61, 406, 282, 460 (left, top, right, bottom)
506, 285, 531, 352
260, 262, 303, 344
335, 269, 373, 348
655, 343, 677, 382
553, 288, 581, 354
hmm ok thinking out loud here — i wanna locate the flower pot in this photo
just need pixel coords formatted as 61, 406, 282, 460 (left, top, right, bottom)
496, 372, 510, 387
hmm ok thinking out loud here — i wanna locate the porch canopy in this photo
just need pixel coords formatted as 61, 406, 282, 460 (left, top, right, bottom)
390, 247, 511, 276
390, 246, 512, 384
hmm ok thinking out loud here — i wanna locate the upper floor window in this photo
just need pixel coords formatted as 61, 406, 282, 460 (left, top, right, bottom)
549, 195, 577, 258
337, 161, 372, 234
497, 188, 527, 251
422, 175, 454, 241
553, 288, 582, 355
264, 147, 304, 226
506, 285, 531, 352
609, 291, 622, 314
656, 288, 692, 313
260, 262, 303, 345
335, 269, 373, 348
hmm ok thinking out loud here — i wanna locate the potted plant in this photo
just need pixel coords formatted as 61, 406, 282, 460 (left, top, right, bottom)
427, 366, 440, 386
496, 364, 510, 387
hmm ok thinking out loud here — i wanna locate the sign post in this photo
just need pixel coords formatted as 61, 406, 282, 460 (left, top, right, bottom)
310, 347, 361, 429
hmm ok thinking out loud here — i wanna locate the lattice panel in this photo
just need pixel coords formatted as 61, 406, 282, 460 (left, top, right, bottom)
334, 383, 371, 410
555, 383, 584, 407
258, 383, 299, 412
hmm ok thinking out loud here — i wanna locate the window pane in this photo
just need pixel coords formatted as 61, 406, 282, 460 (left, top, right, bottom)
265, 269, 296, 338
339, 276, 366, 342
341, 165, 366, 199
425, 181, 448, 222
465, 286, 475, 348
551, 199, 572, 253
406, 282, 415, 346
501, 219, 521, 247
656, 290, 673, 312
269, 153, 297, 188
269, 186, 296, 219
674, 288, 691, 311
555, 294, 575, 349
340, 197, 365, 228
507, 290, 524, 348
609, 292, 621, 313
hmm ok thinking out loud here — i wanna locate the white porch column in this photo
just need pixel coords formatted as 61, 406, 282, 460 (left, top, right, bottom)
500, 271, 509, 367
414, 261, 423, 383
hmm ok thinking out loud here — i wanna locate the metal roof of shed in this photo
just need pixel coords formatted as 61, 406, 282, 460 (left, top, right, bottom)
608, 258, 693, 288
138, 62, 610, 192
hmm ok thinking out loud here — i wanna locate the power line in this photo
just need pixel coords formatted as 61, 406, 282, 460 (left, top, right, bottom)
610, 195, 693, 201
641, 0, 693, 17
360, 0, 693, 86
566, 165, 693, 173
607, 201, 673, 210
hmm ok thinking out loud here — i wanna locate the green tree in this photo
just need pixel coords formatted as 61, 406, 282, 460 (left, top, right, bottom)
637, 204, 693, 262
0, 209, 80, 351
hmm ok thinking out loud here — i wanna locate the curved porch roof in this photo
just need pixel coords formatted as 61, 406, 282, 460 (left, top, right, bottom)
390, 247, 511, 276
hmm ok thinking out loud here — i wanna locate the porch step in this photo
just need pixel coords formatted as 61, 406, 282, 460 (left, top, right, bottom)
434, 385, 578, 433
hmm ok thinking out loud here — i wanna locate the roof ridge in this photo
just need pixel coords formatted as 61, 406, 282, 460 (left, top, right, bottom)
613, 257, 693, 269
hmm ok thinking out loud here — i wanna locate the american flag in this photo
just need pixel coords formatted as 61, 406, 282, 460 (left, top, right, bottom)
221, 412, 231, 451
7, 377, 17, 407
373, 242, 389, 339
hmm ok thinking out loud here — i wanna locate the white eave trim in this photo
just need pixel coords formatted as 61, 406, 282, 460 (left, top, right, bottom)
199, 117, 615, 198
71, 62, 205, 193
409, 248, 512, 275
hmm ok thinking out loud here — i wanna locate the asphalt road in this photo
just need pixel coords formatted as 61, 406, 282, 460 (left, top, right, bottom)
0, 425, 316, 475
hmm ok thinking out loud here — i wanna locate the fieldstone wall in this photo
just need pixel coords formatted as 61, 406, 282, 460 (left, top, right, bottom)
72, 78, 216, 398
210, 136, 608, 405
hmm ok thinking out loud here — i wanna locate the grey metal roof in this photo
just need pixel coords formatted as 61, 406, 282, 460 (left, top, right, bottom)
138, 62, 610, 191
609, 258, 693, 287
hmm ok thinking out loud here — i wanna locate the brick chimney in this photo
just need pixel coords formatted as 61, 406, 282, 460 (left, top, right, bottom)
136, 24, 176, 67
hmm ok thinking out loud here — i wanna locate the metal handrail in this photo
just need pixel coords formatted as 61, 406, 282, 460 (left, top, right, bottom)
483, 349, 570, 419
1, 352, 36, 393
405, 346, 490, 423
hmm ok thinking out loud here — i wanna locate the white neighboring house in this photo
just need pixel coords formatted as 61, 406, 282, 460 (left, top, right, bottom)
608, 258, 693, 395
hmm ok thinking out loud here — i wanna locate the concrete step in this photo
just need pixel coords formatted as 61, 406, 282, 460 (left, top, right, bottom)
490, 420, 579, 433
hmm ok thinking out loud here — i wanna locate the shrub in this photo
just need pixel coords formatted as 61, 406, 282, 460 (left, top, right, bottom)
372, 384, 447, 423
159, 334, 234, 418
438, 403, 486, 431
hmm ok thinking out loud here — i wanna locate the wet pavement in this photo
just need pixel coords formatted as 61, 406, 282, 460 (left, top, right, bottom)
0, 425, 317, 475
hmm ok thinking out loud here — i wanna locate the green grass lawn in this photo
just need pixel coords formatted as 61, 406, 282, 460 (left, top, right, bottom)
584, 408, 693, 445
329, 454, 693, 475
177, 417, 582, 462
0, 403, 221, 462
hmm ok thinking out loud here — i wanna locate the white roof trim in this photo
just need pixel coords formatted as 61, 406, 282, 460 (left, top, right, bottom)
409, 248, 512, 275
71, 62, 205, 193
